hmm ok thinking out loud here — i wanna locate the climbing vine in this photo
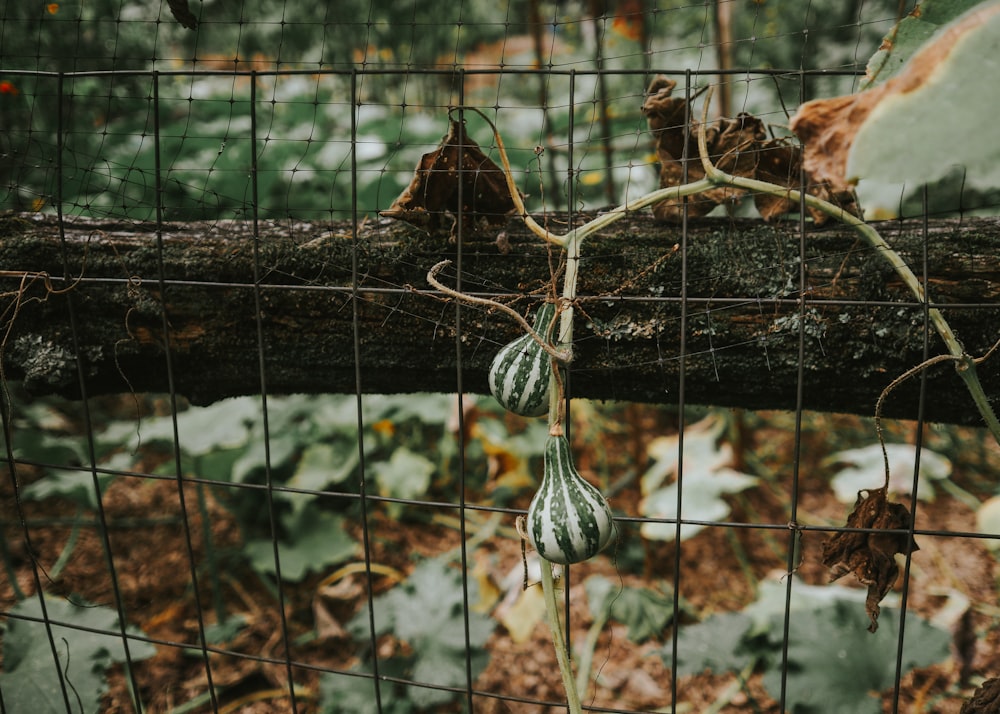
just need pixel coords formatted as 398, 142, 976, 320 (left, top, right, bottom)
408, 85, 1000, 710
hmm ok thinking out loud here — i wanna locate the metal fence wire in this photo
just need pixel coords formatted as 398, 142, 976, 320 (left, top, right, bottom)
2, 2, 1000, 713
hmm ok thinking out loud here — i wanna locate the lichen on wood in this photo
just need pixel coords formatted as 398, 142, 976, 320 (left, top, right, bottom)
1, 213, 998, 425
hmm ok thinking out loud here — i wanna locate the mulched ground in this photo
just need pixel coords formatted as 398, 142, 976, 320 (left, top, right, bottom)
2, 405, 998, 713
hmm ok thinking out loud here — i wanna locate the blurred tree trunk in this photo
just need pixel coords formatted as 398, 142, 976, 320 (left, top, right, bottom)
2, 212, 999, 425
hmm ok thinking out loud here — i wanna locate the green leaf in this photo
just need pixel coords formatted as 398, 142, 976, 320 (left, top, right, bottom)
665, 610, 757, 677
640, 414, 730, 495
0, 595, 156, 714
360, 393, 457, 428
370, 447, 435, 506
662, 578, 949, 713
585, 575, 680, 643
8, 431, 86, 471
290, 441, 359, 491
318, 663, 414, 714
864, 0, 989, 87
826, 443, 951, 503
849, 3, 1000, 206
244, 505, 358, 582
20, 469, 115, 510
346, 558, 495, 708
741, 578, 869, 636
318, 672, 384, 714
99, 396, 259, 456
639, 414, 758, 541
762, 600, 951, 713
203, 614, 248, 645
231, 430, 301, 483
640, 468, 758, 542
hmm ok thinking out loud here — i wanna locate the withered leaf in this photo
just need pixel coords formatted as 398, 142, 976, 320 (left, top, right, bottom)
643, 75, 714, 221
821, 486, 918, 633
960, 676, 1000, 714
752, 139, 856, 226
642, 75, 857, 223
642, 76, 688, 152
380, 119, 516, 238
753, 139, 803, 222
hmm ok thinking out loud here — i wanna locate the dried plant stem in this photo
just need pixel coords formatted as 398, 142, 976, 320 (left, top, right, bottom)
874, 354, 959, 488
874, 333, 1000, 486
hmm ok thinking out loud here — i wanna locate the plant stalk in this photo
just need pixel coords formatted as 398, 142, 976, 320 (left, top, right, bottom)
539, 560, 583, 714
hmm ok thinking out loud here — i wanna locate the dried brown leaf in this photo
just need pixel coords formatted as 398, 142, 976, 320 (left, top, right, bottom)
380, 119, 516, 237
821, 486, 918, 632
788, 93, 879, 196
961, 677, 1000, 714
753, 139, 804, 222
643, 76, 755, 222
752, 139, 858, 226
641, 76, 686, 136
642, 75, 857, 223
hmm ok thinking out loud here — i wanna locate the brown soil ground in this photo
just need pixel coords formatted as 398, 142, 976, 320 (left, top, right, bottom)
2, 403, 998, 713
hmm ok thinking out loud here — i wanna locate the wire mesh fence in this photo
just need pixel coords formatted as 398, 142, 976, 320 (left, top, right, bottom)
2, 2, 1000, 713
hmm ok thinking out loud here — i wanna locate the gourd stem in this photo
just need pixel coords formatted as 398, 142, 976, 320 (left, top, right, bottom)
426, 260, 571, 363
539, 561, 584, 714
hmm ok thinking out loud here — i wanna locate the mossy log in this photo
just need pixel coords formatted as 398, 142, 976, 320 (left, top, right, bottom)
1, 212, 999, 425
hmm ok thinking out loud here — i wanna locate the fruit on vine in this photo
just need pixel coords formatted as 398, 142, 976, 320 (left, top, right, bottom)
488, 302, 556, 417
527, 434, 615, 564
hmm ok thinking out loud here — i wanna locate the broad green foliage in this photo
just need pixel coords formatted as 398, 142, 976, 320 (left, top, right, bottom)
318, 666, 414, 714
340, 557, 495, 711
20, 467, 115, 511
850, 1, 1000, 212
826, 443, 952, 503
0, 595, 156, 714
665, 580, 951, 713
243, 503, 357, 581
639, 414, 758, 542
864, 0, 990, 86
2, 396, 117, 509
585, 575, 684, 643
13, 392, 531, 585
0, 0, 905, 216
369, 447, 436, 518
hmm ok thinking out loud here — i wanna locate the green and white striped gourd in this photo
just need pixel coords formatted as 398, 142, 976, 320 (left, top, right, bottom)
527, 434, 615, 564
488, 302, 556, 417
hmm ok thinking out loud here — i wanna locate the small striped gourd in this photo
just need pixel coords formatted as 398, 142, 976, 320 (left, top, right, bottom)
488, 302, 556, 417
527, 434, 615, 564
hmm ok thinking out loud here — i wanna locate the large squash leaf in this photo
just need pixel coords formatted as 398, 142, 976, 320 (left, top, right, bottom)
0, 596, 156, 714
847, 2, 1000, 203
864, 0, 990, 87
663, 579, 950, 714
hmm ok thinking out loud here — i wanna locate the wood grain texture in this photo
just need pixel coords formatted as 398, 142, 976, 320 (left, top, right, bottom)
2, 212, 998, 425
